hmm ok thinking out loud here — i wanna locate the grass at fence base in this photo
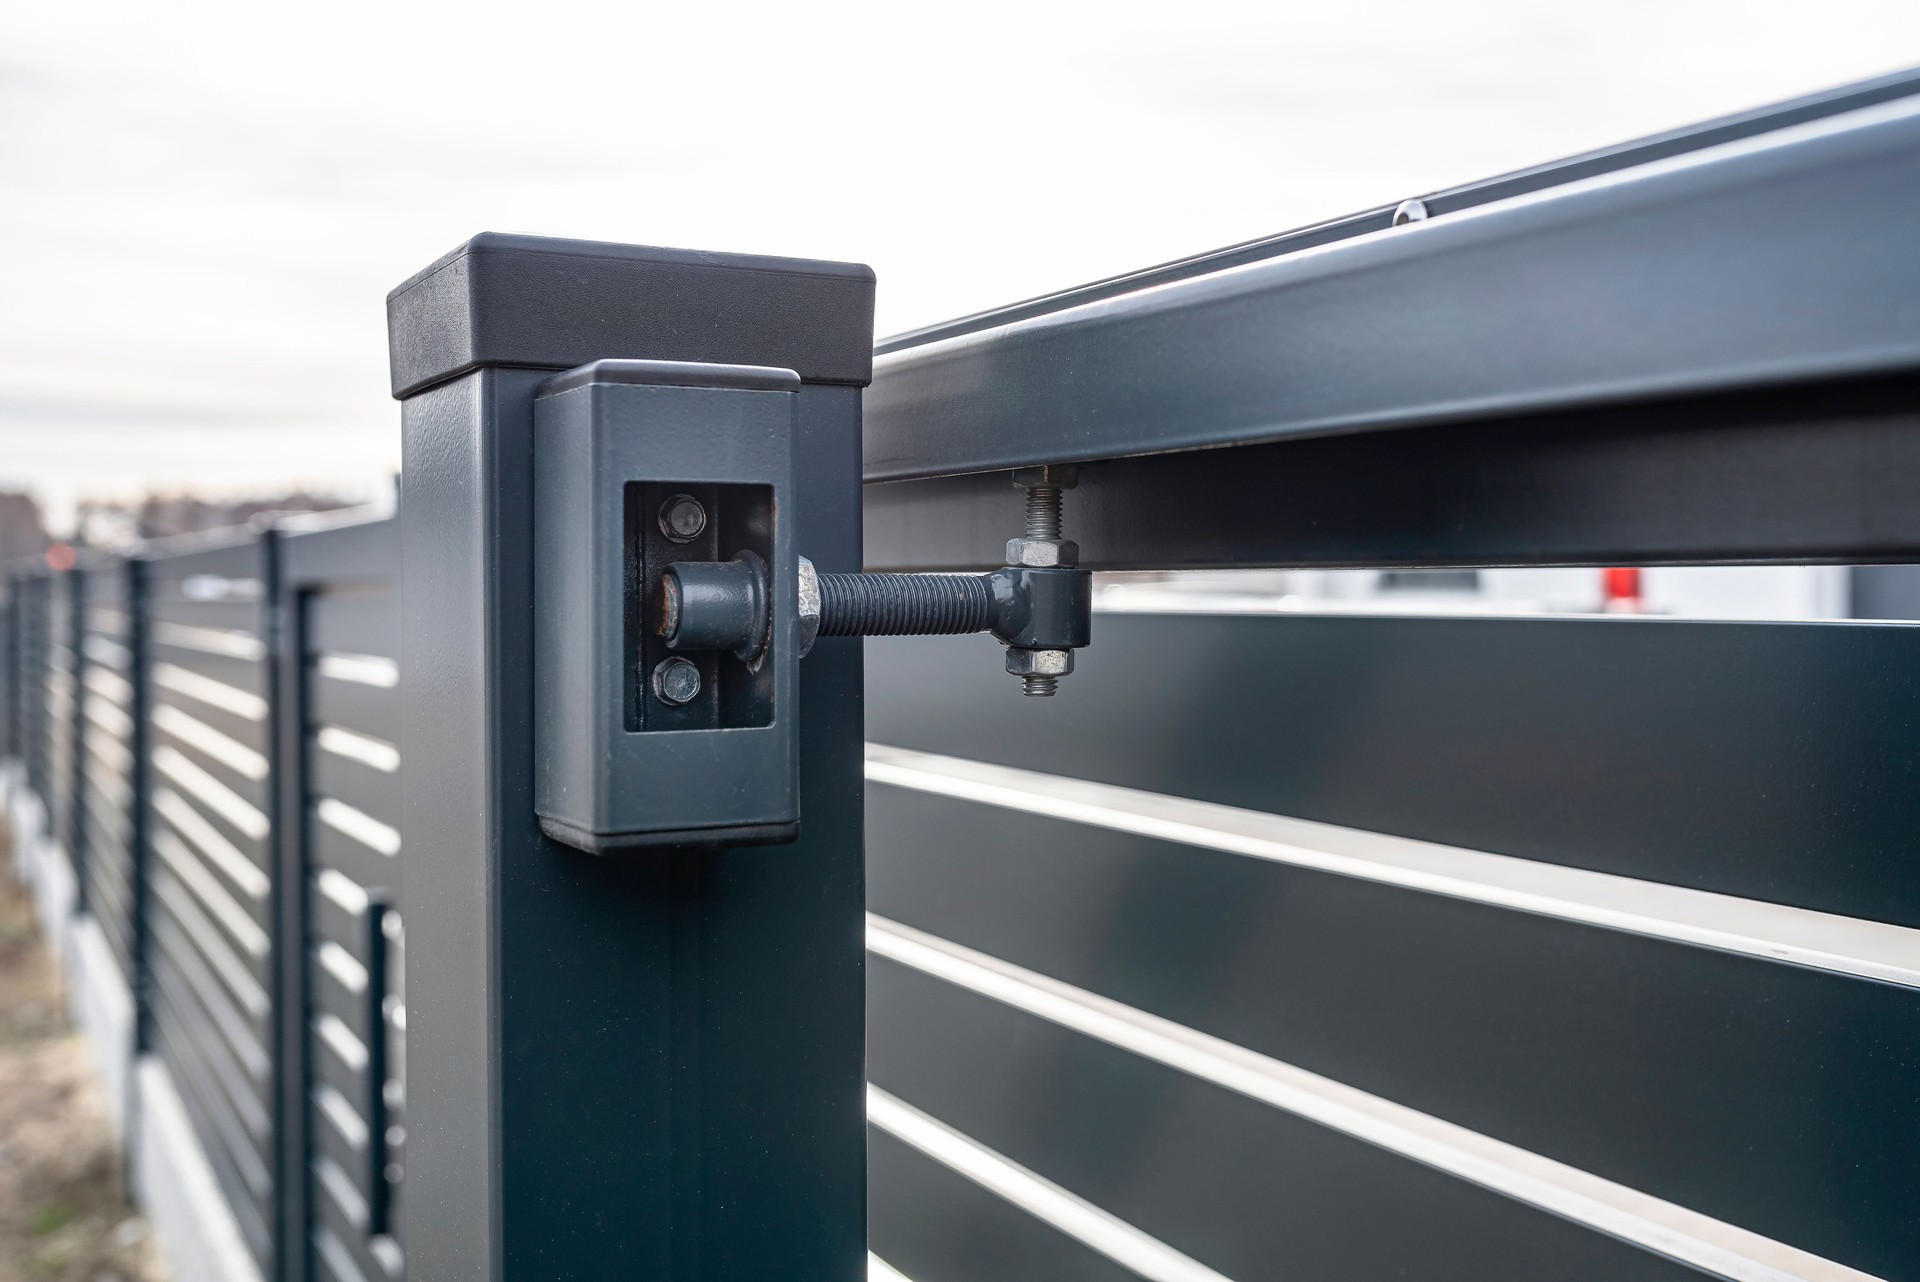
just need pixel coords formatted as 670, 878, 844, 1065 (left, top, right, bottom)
0, 839, 165, 1282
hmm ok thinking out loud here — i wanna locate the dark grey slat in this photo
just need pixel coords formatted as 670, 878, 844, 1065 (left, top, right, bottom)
313, 1018, 373, 1117
866, 615, 1920, 926
90, 863, 133, 945
151, 693, 269, 756
145, 598, 264, 637
149, 913, 272, 1099
94, 905, 135, 986
312, 1088, 376, 1205
82, 784, 131, 866
150, 1011, 274, 1263
313, 877, 373, 965
313, 1180, 399, 1282
308, 678, 401, 748
312, 753, 402, 833
147, 967, 272, 1168
151, 800, 273, 934
870, 960, 1709, 1282
150, 857, 272, 999
869, 1128, 1143, 1282
85, 849, 132, 925
147, 647, 268, 696
312, 951, 378, 1048
310, 814, 401, 893
307, 587, 398, 660
147, 535, 261, 580
868, 786, 1920, 1278
150, 713, 271, 811
83, 748, 132, 809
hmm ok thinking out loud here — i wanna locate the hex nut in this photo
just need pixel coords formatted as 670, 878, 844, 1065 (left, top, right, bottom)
1004, 647, 1073, 677
657, 494, 708, 543
796, 556, 822, 657
1005, 536, 1079, 568
651, 656, 702, 705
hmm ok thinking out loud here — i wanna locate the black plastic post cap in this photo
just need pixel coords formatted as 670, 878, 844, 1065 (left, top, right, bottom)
386, 233, 876, 399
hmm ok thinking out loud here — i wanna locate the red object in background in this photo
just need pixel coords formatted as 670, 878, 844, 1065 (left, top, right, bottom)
44, 543, 75, 572
1602, 566, 1642, 612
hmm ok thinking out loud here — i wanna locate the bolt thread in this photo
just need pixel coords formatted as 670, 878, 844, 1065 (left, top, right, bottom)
1024, 486, 1064, 539
1021, 674, 1059, 697
817, 573, 994, 637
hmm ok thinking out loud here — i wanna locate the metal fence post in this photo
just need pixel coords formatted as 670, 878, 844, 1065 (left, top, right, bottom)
2, 573, 16, 766
388, 235, 874, 1279
65, 565, 89, 911
260, 522, 312, 1282
124, 555, 152, 1057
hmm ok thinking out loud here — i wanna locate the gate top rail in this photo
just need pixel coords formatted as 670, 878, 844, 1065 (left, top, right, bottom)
865, 68, 1920, 482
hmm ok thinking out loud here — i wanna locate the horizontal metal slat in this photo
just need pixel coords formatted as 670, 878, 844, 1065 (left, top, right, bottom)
152, 661, 268, 722
153, 747, 270, 845
150, 1015, 274, 1263
308, 677, 401, 748
869, 1127, 1142, 1282
312, 753, 402, 842
150, 871, 269, 1019
150, 618, 265, 663
147, 970, 271, 1166
152, 828, 270, 966
866, 615, 1920, 926
307, 588, 398, 659
149, 913, 271, 1096
152, 688, 269, 757
868, 746, 1920, 988
314, 799, 401, 861
865, 783, 1920, 1275
153, 786, 269, 903
315, 651, 399, 691
154, 702, 269, 783
869, 945, 1826, 1282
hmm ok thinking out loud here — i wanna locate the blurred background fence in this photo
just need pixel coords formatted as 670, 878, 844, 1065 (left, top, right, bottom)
3, 507, 404, 1282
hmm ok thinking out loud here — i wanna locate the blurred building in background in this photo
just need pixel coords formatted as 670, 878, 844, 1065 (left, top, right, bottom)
72, 491, 354, 547
0, 491, 49, 561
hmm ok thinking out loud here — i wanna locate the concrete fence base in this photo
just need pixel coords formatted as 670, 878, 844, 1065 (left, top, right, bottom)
3, 764, 262, 1282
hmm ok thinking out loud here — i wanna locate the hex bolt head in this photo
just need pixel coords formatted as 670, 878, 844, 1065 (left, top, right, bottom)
1005, 536, 1080, 568
1005, 647, 1072, 677
658, 494, 708, 543
1006, 646, 1071, 697
651, 656, 702, 706
796, 556, 822, 657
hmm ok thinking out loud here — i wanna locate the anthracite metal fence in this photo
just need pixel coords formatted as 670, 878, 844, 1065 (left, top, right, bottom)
5, 65, 1920, 1282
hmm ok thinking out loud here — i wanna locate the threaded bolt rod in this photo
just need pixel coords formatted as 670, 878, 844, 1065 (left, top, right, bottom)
816, 573, 994, 637
1024, 486, 1063, 539
1022, 674, 1058, 697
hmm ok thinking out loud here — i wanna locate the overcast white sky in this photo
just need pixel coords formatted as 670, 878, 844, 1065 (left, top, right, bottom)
3, 0, 1918, 528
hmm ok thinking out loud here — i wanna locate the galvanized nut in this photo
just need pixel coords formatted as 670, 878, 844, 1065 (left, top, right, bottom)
1004, 647, 1072, 677
651, 656, 702, 705
1004, 536, 1079, 568
796, 556, 821, 657
657, 494, 707, 543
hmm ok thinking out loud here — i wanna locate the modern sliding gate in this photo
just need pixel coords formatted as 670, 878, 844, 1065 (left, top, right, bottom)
3, 64, 1920, 1282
